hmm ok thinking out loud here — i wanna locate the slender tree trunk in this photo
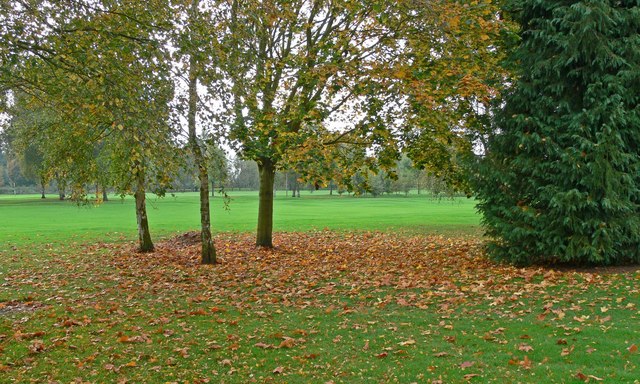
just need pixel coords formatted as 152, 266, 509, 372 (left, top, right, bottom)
134, 171, 154, 252
211, 181, 215, 197
197, 162, 215, 263
187, 24, 216, 264
57, 178, 66, 200
40, 179, 45, 199
256, 158, 275, 247
103, 189, 109, 202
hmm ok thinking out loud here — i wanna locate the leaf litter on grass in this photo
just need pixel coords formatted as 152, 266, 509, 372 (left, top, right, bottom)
0, 230, 638, 383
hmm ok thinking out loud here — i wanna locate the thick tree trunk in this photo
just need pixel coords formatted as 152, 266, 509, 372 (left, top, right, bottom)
103, 189, 109, 202
135, 172, 154, 252
256, 158, 275, 247
187, 29, 216, 264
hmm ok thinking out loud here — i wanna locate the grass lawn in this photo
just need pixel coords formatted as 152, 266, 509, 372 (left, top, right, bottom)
0, 191, 480, 245
0, 193, 638, 383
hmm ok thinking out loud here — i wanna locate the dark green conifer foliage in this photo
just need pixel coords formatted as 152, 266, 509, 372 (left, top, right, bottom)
474, 0, 640, 265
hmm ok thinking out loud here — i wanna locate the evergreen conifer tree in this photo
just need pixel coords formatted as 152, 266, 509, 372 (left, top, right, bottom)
474, 0, 640, 265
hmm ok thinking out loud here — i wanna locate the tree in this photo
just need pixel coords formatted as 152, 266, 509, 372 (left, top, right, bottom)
400, 0, 514, 191
1, 1, 177, 252
171, 0, 219, 264
3, 93, 56, 198
473, 0, 640, 265
216, 0, 420, 246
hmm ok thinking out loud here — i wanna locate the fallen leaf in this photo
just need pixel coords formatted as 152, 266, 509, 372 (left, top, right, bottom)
561, 345, 574, 356
460, 361, 475, 369
278, 337, 296, 349
519, 355, 532, 369
272, 366, 284, 374
399, 339, 416, 346
575, 372, 588, 382
28, 340, 45, 354
518, 343, 534, 352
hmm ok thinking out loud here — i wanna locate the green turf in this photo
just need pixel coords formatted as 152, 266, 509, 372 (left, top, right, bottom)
2, 192, 637, 383
0, 238, 638, 383
0, 191, 480, 245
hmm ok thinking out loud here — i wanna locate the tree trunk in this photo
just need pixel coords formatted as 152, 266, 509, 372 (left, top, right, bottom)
40, 179, 46, 199
256, 158, 275, 247
135, 172, 154, 252
198, 163, 216, 264
187, 25, 216, 264
58, 179, 65, 200
211, 181, 215, 197
103, 189, 109, 202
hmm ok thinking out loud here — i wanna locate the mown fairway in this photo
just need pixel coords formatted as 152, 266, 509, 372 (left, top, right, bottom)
0, 191, 480, 245
0, 193, 638, 383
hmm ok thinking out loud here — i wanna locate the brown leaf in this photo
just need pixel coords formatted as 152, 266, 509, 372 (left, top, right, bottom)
28, 340, 45, 354
459, 361, 475, 369
575, 372, 589, 382
278, 337, 296, 349
561, 345, 574, 356
14, 331, 45, 341
518, 343, 534, 352
463, 373, 480, 380
519, 355, 532, 370
598, 315, 611, 324
272, 366, 284, 374
398, 339, 416, 346
376, 352, 388, 358
628, 344, 638, 353
254, 342, 274, 349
